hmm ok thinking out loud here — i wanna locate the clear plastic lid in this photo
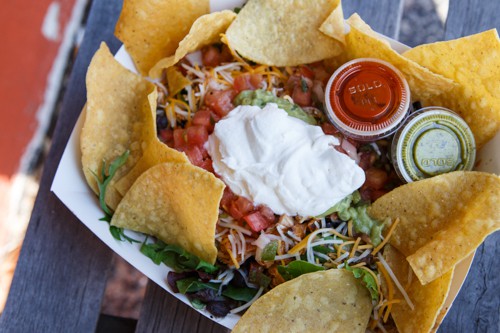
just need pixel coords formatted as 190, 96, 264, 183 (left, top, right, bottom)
325, 58, 411, 141
391, 107, 476, 182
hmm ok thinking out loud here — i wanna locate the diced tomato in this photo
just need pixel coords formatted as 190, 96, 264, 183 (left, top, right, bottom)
158, 128, 174, 146
358, 151, 376, 170
321, 122, 339, 136
292, 77, 313, 106
204, 89, 236, 117
257, 205, 276, 224
192, 109, 216, 133
298, 65, 315, 80
310, 62, 331, 83
198, 157, 214, 173
201, 45, 232, 67
243, 212, 272, 233
220, 187, 236, 210
173, 128, 187, 149
229, 196, 254, 220
186, 125, 208, 146
364, 167, 389, 190
233, 73, 264, 93
185, 145, 204, 166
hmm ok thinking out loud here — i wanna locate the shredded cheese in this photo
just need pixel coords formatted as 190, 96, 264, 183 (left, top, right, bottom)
377, 252, 414, 311
372, 218, 399, 256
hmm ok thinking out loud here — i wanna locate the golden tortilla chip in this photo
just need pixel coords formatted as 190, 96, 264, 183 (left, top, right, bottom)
233, 269, 372, 333
166, 67, 192, 97
225, 0, 343, 66
115, 0, 209, 75
114, 139, 188, 196
81, 42, 156, 209
403, 30, 500, 147
111, 162, 225, 264
370, 171, 500, 285
319, 0, 345, 44
382, 245, 454, 333
149, 10, 237, 78
343, 14, 458, 103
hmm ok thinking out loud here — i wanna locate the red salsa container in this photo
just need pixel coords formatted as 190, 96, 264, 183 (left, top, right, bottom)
325, 58, 411, 141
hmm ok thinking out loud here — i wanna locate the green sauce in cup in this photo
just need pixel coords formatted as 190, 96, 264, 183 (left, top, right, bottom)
391, 107, 476, 182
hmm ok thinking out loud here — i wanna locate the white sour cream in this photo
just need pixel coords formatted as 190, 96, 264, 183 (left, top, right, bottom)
207, 103, 365, 217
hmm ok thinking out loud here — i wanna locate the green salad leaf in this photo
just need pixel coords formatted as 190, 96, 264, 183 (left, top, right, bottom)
222, 285, 259, 302
140, 240, 218, 273
261, 240, 279, 261
277, 260, 325, 281
91, 150, 139, 243
345, 264, 379, 302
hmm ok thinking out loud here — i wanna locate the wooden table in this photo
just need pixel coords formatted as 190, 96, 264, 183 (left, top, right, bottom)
1, 0, 498, 332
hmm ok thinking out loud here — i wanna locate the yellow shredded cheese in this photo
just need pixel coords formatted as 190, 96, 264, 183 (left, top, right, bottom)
372, 218, 400, 256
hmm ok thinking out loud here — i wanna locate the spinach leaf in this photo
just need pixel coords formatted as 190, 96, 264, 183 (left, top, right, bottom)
140, 241, 218, 273
222, 285, 258, 302
176, 277, 219, 294
277, 260, 325, 281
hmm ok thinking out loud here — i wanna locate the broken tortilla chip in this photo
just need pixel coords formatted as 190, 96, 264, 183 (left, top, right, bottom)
232, 269, 372, 333
319, 0, 346, 44
149, 10, 237, 78
382, 245, 454, 333
81, 42, 157, 210
403, 29, 500, 147
370, 171, 500, 285
224, 0, 343, 66
114, 0, 209, 75
343, 14, 458, 103
111, 162, 225, 264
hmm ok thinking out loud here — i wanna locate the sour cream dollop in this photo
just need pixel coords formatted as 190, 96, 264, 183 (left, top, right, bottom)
207, 103, 365, 216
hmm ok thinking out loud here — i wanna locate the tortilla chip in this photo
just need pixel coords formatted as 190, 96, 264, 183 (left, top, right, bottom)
111, 162, 225, 264
370, 171, 500, 285
319, 0, 345, 44
382, 245, 454, 333
403, 30, 500, 147
81, 42, 157, 209
114, 139, 188, 196
149, 10, 237, 78
114, 0, 209, 75
166, 67, 192, 97
343, 14, 458, 103
225, 0, 343, 66
233, 269, 372, 333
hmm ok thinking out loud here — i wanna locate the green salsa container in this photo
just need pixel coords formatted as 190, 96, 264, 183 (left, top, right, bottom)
391, 107, 476, 182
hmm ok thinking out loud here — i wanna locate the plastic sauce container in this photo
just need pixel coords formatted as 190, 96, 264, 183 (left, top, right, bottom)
391, 107, 476, 183
325, 58, 411, 141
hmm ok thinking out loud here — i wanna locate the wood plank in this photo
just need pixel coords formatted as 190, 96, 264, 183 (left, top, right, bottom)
135, 282, 229, 333
445, 0, 500, 39
441, 1, 500, 332
343, 0, 404, 39
0, 0, 124, 332
136, 1, 405, 332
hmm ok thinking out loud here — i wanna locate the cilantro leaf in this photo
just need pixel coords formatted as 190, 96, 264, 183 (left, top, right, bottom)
300, 77, 309, 92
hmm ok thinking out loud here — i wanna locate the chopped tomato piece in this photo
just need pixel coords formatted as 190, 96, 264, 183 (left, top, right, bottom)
298, 65, 315, 80
221, 187, 236, 210
192, 109, 216, 133
243, 212, 272, 233
229, 196, 254, 220
364, 167, 389, 190
173, 128, 187, 149
321, 123, 339, 136
258, 205, 276, 224
204, 89, 236, 117
198, 158, 214, 173
292, 77, 313, 106
186, 125, 208, 146
185, 145, 204, 166
233, 73, 263, 93
158, 128, 174, 146
201, 44, 233, 67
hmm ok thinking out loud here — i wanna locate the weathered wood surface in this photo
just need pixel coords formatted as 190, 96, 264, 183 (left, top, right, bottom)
438, 1, 500, 332
0, 0, 498, 333
0, 0, 123, 332
343, 0, 404, 39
